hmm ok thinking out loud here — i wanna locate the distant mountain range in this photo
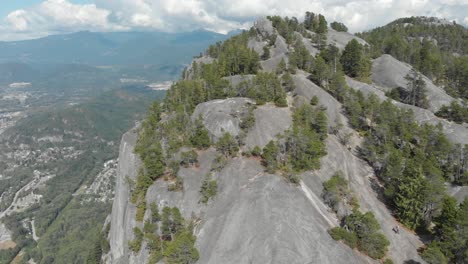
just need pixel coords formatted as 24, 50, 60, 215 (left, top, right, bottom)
0, 30, 231, 86
0, 30, 230, 65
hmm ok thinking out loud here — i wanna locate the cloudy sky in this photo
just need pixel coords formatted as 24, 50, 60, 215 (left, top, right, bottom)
0, 0, 466, 41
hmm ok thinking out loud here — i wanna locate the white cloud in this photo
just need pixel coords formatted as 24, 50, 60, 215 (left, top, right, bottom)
0, 0, 467, 41
0, 0, 127, 40
6, 10, 30, 31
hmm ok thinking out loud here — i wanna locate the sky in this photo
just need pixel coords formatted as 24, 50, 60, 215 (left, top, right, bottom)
0, 0, 467, 41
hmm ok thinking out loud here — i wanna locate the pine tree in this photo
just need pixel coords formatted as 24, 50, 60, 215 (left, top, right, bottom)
434, 196, 458, 240
190, 116, 211, 149
143, 142, 165, 180
311, 55, 329, 85
262, 46, 270, 60
262, 141, 279, 173
394, 161, 430, 229
181, 150, 198, 167
281, 72, 295, 92
164, 231, 199, 264
317, 14, 328, 34
341, 39, 370, 81
404, 69, 428, 108
150, 202, 160, 222
314, 110, 328, 140
276, 58, 287, 74
161, 207, 172, 240
171, 207, 184, 235
216, 133, 239, 157
330, 21, 348, 32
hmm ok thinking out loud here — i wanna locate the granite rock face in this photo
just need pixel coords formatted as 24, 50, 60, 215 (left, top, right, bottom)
244, 104, 292, 149
326, 28, 368, 50
108, 130, 376, 264
106, 18, 462, 264
372, 54, 456, 112
107, 128, 140, 264
192, 98, 254, 141
261, 35, 289, 73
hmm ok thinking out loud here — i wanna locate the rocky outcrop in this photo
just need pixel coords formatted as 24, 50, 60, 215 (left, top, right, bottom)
327, 28, 368, 50
371, 54, 456, 112
294, 32, 319, 56
108, 91, 426, 263
192, 98, 254, 141
261, 35, 289, 73
252, 17, 275, 38
107, 18, 446, 264
244, 104, 292, 149
293, 71, 349, 129
109, 129, 375, 264
107, 128, 140, 264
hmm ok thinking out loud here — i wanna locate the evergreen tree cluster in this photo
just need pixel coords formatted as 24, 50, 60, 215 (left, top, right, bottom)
258, 102, 328, 177
435, 101, 468, 124
330, 22, 348, 32
129, 203, 199, 264
422, 196, 468, 264
268, 12, 328, 47
199, 174, 218, 204
133, 102, 165, 210
330, 211, 390, 259
289, 39, 315, 72
303, 12, 328, 34
322, 172, 355, 213
324, 175, 390, 260
206, 32, 260, 76
340, 39, 372, 82
267, 16, 302, 45
247, 72, 288, 106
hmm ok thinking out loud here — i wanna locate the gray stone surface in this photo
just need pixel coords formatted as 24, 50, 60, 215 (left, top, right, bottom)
271, 35, 289, 57
371, 54, 455, 112
327, 28, 368, 50
261, 35, 289, 73
347, 77, 468, 145
248, 37, 267, 55
244, 104, 292, 149
447, 185, 468, 203
223, 74, 255, 88
192, 98, 254, 141
294, 32, 319, 56
107, 128, 141, 264
252, 17, 275, 38
194, 157, 373, 264
293, 71, 348, 129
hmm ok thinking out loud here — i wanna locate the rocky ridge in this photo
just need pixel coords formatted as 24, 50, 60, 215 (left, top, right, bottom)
106, 17, 467, 264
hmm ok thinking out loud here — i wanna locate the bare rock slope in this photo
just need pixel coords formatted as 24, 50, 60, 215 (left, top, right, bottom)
327, 28, 368, 50
371, 54, 455, 112
107, 78, 426, 264
107, 128, 141, 264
